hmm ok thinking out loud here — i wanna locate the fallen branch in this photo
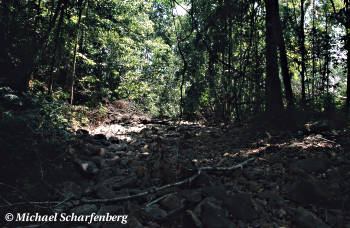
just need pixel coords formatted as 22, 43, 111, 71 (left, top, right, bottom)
1, 157, 255, 207
81, 169, 202, 204
186, 209, 203, 228
0, 200, 60, 208
80, 157, 254, 204
199, 157, 256, 171
145, 193, 177, 208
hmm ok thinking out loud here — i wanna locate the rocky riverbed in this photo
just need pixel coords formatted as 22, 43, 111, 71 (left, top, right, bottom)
1, 111, 350, 227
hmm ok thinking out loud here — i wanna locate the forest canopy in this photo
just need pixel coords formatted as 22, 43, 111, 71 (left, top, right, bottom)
0, 0, 349, 121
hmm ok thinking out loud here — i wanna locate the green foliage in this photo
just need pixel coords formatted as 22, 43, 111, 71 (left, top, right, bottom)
1, 0, 349, 122
0, 89, 76, 156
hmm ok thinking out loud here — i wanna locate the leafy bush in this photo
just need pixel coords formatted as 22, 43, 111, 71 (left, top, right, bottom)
0, 88, 78, 158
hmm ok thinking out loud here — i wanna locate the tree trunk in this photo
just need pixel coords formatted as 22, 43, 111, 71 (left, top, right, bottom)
324, 16, 331, 95
300, 0, 307, 106
69, 0, 84, 104
48, 0, 67, 94
346, 26, 350, 110
265, 0, 284, 114
274, 1, 294, 108
345, 0, 350, 110
311, 0, 316, 99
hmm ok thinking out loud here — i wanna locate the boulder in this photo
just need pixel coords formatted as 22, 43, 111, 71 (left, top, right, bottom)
288, 177, 331, 207
61, 181, 82, 199
181, 189, 202, 203
144, 206, 167, 220
195, 197, 235, 228
108, 142, 128, 152
201, 186, 227, 201
93, 134, 107, 141
223, 193, 258, 221
159, 194, 184, 211
290, 158, 330, 173
75, 159, 99, 175
293, 207, 330, 228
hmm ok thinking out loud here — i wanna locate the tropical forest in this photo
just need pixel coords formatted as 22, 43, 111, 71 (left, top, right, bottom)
1, 0, 350, 227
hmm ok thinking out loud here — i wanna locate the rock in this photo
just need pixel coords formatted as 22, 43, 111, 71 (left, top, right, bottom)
93, 134, 107, 141
140, 128, 152, 136
167, 126, 176, 131
134, 165, 148, 178
90, 156, 105, 168
67, 146, 76, 155
201, 186, 227, 201
209, 131, 220, 138
243, 168, 264, 181
70, 204, 97, 215
128, 216, 144, 228
327, 209, 345, 227
96, 186, 118, 199
195, 197, 235, 228
140, 116, 151, 124
247, 181, 260, 192
95, 167, 117, 183
99, 148, 106, 157
186, 210, 202, 228
126, 151, 135, 156
120, 159, 130, 166
259, 190, 284, 207
98, 175, 137, 192
76, 129, 89, 136
75, 159, 99, 175
146, 221, 161, 228
144, 206, 168, 220
288, 177, 331, 207
109, 136, 120, 144
131, 139, 145, 147
290, 158, 330, 173
223, 193, 258, 221
293, 207, 330, 228
84, 143, 101, 156
105, 155, 120, 166
141, 146, 150, 154
108, 142, 128, 152
121, 115, 131, 124
61, 181, 82, 199
181, 189, 202, 203
159, 194, 184, 211
132, 116, 140, 123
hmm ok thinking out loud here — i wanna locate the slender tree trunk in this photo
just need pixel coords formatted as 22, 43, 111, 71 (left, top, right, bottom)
227, 19, 233, 121
312, 0, 315, 99
346, 26, 350, 110
300, 0, 307, 106
274, 2, 294, 108
324, 16, 331, 95
69, 0, 84, 104
17, 0, 66, 92
265, 0, 284, 114
222, 18, 228, 121
48, 0, 66, 94
0, 0, 10, 58
39, 0, 65, 59
345, 0, 350, 110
